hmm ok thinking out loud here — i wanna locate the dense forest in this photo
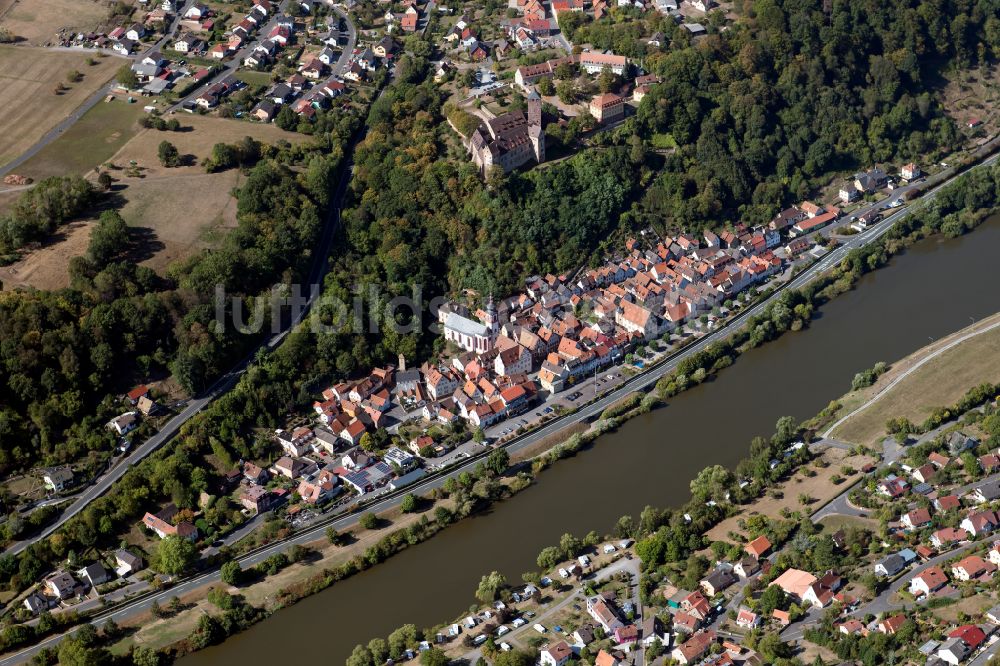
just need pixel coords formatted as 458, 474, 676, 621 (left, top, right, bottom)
574, 0, 997, 229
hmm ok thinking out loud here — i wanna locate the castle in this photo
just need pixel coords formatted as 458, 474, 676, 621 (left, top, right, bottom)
469, 91, 545, 174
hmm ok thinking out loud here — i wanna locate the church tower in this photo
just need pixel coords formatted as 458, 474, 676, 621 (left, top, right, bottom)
484, 295, 500, 339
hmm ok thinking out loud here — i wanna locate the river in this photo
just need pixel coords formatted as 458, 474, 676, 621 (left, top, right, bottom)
182, 215, 1000, 665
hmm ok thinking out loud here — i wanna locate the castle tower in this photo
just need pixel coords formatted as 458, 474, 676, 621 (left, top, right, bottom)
526, 90, 545, 164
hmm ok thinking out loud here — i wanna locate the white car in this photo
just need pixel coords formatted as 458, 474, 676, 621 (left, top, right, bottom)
497, 625, 509, 636
512, 618, 526, 628
534, 624, 547, 634
500, 642, 512, 652
558, 567, 569, 578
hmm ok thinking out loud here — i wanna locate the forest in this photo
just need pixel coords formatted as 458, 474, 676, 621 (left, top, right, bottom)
0, 109, 361, 479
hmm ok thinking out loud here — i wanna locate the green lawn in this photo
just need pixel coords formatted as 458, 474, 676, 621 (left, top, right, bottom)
16, 98, 145, 180
236, 70, 275, 88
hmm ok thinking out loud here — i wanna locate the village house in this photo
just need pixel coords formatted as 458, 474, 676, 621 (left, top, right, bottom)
700, 566, 736, 596
961, 510, 1000, 536
745, 535, 771, 559
671, 630, 716, 665
902, 507, 932, 530
76, 562, 112, 588
877, 614, 907, 635
951, 555, 996, 582
42, 467, 74, 493
909, 565, 948, 597
586, 595, 624, 633
142, 504, 198, 540
240, 485, 276, 513
931, 527, 969, 548
115, 550, 143, 577
107, 412, 139, 436
540, 641, 573, 666
45, 571, 80, 599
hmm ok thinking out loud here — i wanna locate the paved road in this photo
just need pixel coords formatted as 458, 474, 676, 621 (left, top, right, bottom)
0, 1, 194, 178
823, 317, 1000, 438
3, 6, 359, 558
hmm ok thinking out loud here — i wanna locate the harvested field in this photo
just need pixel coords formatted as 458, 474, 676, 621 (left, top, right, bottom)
0, 46, 125, 169
0, 0, 113, 46
116, 170, 242, 273
0, 221, 91, 290
3, 114, 307, 285
98, 114, 306, 272
105, 114, 306, 173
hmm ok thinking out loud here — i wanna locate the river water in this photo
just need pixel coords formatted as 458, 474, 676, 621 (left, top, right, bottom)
182, 216, 1000, 665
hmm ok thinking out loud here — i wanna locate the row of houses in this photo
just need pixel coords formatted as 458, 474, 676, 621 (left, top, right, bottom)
23, 550, 143, 615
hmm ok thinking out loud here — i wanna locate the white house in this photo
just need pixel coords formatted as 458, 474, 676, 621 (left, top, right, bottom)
539, 641, 573, 666
107, 412, 139, 436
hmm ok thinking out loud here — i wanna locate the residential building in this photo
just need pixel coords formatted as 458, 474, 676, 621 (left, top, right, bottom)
909, 565, 948, 597
42, 467, 74, 492
77, 563, 112, 588
45, 571, 79, 599
115, 550, 143, 577
671, 630, 716, 665
142, 504, 198, 540
589, 93, 624, 124
540, 641, 573, 666
586, 596, 624, 633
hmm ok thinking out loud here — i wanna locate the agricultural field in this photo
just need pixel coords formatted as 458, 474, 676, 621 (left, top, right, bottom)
0, 46, 125, 169
0, 0, 115, 46
1, 114, 307, 288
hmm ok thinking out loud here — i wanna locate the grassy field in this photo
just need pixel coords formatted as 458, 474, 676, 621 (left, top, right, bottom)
97, 114, 306, 273
0, 222, 92, 290
0, 0, 113, 45
704, 447, 874, 543
2, 114, 310, 286
13, 95, 145, 181
0, 46, 125, 169
829, 313, 1000, 446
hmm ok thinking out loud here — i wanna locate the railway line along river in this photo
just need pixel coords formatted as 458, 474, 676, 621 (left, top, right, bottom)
182, 215, 1000, 666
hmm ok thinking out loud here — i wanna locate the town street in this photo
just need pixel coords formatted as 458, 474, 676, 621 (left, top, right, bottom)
4, 7, 361, 556
4, 145, 999, 664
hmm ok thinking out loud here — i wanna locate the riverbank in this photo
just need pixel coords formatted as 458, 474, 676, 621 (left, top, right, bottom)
823, 312, 1000, 444
7, 174, 1000, 660
125, 197, 1000, 660
167, 214, 1000, 665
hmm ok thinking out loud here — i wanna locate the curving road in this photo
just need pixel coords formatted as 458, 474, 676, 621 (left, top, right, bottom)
3, 8, 360, 557
823, 316, 1000, 439
4, 144, 1000, 665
